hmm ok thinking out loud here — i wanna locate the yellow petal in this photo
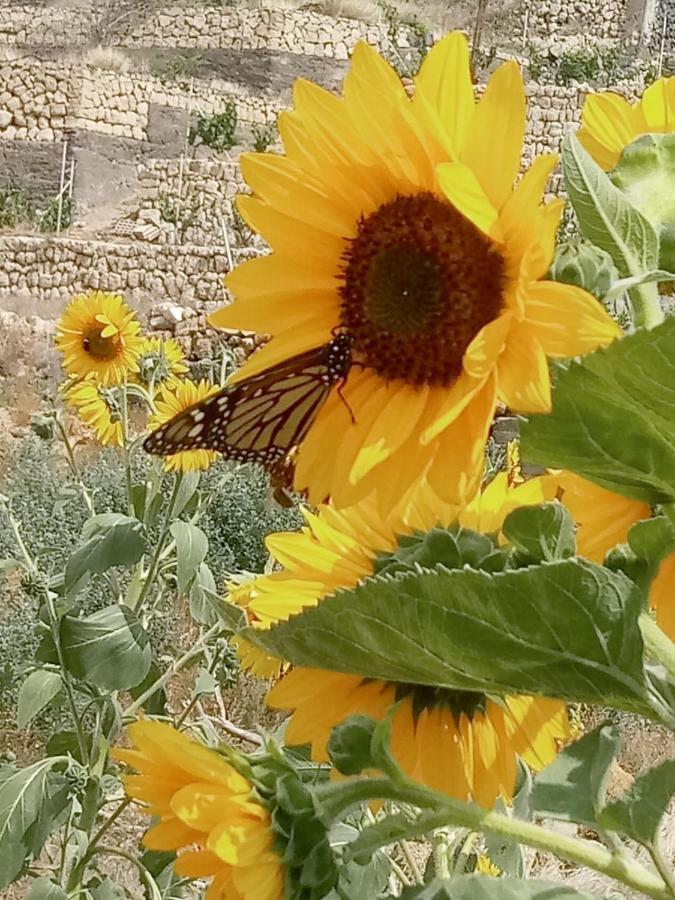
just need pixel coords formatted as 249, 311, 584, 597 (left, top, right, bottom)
652, 553, 675, 642
579, 92, 641, 169
436, 162, 503, 239
522, 281, 621, 356
237, 195, 344, 264
640, 76, 675, 131
497, 325, 551, 413
208, 290, 338, 334
463, 312, 513, 378
143, 818, 202, 851
413, 31, 474, 157
421, 371, 488, 444
501, 154, 559, 260
461, 61, 526, 210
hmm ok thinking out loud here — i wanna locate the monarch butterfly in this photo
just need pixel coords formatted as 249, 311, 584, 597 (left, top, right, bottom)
143, 334, 353, 471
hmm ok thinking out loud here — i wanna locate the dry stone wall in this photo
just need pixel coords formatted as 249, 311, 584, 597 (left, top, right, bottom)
0, 235, 230, 305
0, 4, 416, 61
522, 0, 628, 39
0, 56, 280, 143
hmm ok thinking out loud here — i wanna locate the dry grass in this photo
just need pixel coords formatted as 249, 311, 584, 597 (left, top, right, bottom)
81, 44, 132, 73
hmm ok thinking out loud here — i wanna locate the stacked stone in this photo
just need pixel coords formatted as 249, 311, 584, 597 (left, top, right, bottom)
136, 159, 248, 247
0, 235, 230, 306
0, 57, 72, 141
0, 3, 91, 46
522, 0, 626, 40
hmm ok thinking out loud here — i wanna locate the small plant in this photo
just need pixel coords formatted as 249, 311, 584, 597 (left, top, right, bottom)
82, 45, 131, 73
251, 123, 276, 153
556, 48, 601, 85
150, 51, 203, 81
0, 184, 33, 229
37, 195, 72, 233
189, 102, 238, 151
157, 191, 199, 239
472, 44, 497, 74
526, 44, 549, 81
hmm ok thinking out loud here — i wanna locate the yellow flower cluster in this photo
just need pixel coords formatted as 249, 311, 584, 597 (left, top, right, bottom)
54, 291, 217, 472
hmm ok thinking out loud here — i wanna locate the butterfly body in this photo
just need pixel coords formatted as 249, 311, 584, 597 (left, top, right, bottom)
143, 334, 352, 469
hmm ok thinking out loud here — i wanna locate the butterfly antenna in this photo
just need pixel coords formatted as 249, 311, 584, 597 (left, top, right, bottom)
337, 381, 356, 424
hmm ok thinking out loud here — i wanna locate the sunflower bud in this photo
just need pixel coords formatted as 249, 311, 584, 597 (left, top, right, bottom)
611, 133, 675, 277
549, 240, 617, 300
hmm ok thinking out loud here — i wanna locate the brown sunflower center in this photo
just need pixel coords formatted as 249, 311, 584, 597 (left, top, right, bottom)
83, 327, 120, 360
339, 192, 505, 386
394, 684, 487, 722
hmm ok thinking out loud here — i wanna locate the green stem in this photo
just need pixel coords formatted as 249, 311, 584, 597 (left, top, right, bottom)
123, 621, 223, 718
317, 779, 670, 900
120, 384, 134, 517
85, 846, 161, 899
44, 591, 89, 765
650, 843, 675, 897
630, 282, 664, 330
88, 797, 131, 851
640, 612, 675, 680
55, 415, 95, 515
432, 829, 453, 880
132, 473, 182, 611
4, 504, 37, 573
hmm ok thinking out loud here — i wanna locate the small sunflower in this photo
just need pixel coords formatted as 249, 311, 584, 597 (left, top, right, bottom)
578, 76, 675, 171
113, 720, 284, 900
55, 291, 143, 385
554, 471, 675, 640
238, 475, 569, 806
210, 33, 619, 508
136, 336, 189, 390
227, 581, 286, 679
148, 379, 220, 473
64, 378, 123, 446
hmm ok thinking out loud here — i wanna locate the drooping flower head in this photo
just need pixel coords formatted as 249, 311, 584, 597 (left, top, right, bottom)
234, 475, 571, 807
55, 291, 143, 385
210, 33, 619, 509
578, 76, 675, 171
113, 720, 284, 900
136, 336, 189, 391
64, 377, 123, 446
148, 379, 221, 473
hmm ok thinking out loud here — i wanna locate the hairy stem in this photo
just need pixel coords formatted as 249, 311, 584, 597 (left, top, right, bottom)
55, 415, 95, 515
630, 282, 664, 330
132, 472, 182, 611
317, 779, 670, 899
123, 621, 223, 718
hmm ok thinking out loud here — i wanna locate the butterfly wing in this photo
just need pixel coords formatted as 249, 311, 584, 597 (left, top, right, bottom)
143, 336, 352, 469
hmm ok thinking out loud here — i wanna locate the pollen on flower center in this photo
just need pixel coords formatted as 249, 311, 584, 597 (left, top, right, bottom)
83, 328, 120, 360
339, 193, 505, 386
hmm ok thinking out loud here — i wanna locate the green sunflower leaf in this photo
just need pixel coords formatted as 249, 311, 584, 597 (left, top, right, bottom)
598, 758, 675, 845
529, 724, 620, 827
246, 559, 660, 720
401, 877, 598, 899
520, 317, 675, 504
502, 502, 575, 563
562, 132, 659, 279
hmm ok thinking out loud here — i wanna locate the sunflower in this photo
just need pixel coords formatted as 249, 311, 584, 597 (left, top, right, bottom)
209, 33, 619, 508
227, 581, 286, 679
55, 291, 143, 385
135, 336, 189, 391
553, 471, 675, 640
113, 720, 284, 900
64, 378, 123, 446
578, 76, 675, 171
237, 474, 569, 806
148, 379, 221, 473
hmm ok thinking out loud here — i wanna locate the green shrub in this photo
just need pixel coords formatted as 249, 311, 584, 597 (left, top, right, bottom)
252, 123, 276, 153
0, 184, 33, 229
189, 102, 238, 151
37, 195, 73, 233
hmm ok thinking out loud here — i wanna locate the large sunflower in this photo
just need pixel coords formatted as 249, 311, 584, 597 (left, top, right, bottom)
148, 379, 221, 473
578, 75, 675, 171
233, 474, 570, 806
210, 33, 619, 508
113, 720, 284, 900
64, 377, 123, 447
55, 291, 143, 385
